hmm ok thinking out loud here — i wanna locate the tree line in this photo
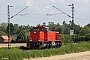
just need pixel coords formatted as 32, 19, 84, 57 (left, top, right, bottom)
0, 21, 90, 43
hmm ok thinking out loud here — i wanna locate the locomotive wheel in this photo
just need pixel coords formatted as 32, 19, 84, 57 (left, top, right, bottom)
39, 45, 42, 49
56, 42, 59, 48
55, 42, 62, 48
59, 42, 62, 47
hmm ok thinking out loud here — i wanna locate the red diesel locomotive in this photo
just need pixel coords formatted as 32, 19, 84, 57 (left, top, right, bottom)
27, 26, 62, 49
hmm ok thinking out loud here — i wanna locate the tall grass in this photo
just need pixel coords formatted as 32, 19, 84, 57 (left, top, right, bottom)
0, 42, 90, 60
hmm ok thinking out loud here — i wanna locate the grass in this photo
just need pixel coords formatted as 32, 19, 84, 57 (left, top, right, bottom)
0, 41, 90, 60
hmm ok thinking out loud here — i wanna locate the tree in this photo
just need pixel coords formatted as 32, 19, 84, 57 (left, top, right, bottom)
0, 22, 7, 33
42, 22, 46, 26
16, 30, 29, 43
13, 24, 19, 34
79, 26, 90, 41
55, 23, 62, 33
7, 23, 14, 35
62, 21, 70, 34
80, 26, 90, 35
74, 24, 81, 34
0, 31, 7, 36
48, 22, 56, 31
86, 23, 90, 27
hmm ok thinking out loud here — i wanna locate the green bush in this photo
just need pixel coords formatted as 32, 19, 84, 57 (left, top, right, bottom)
61, 34, 71, 43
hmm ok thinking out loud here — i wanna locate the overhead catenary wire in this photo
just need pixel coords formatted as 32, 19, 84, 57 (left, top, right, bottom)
10, 6, 28, 19
0, 4, 90, 25
53, 6, 72, 18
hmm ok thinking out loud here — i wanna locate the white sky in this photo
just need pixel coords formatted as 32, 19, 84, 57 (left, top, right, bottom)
0, 0, 90, 26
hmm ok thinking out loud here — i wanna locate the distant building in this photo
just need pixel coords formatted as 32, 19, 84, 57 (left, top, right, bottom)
10, 35, 17, 40
48, 22, 54, 25
0, 35, 17, 43
0, 36, 8, 43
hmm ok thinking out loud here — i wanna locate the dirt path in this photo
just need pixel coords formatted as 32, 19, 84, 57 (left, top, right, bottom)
26, 51, 90, 60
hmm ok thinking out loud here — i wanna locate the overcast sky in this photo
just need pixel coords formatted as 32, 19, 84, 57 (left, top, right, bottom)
0, 0, 90, 26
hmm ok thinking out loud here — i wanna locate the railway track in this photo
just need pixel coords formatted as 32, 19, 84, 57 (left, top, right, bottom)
0, 43, 26, 48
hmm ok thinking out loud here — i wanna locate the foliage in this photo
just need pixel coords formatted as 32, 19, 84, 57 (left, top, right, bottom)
0, 31, 7, 36
79, 26, 90, 35
0, 22, 7, 33
0, 42, 90, 60
16, 30, 29, 43
0, 22, 90, 43
61, 34, 71, 43
79, 26, 90, 41
86, 23, 90, 27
